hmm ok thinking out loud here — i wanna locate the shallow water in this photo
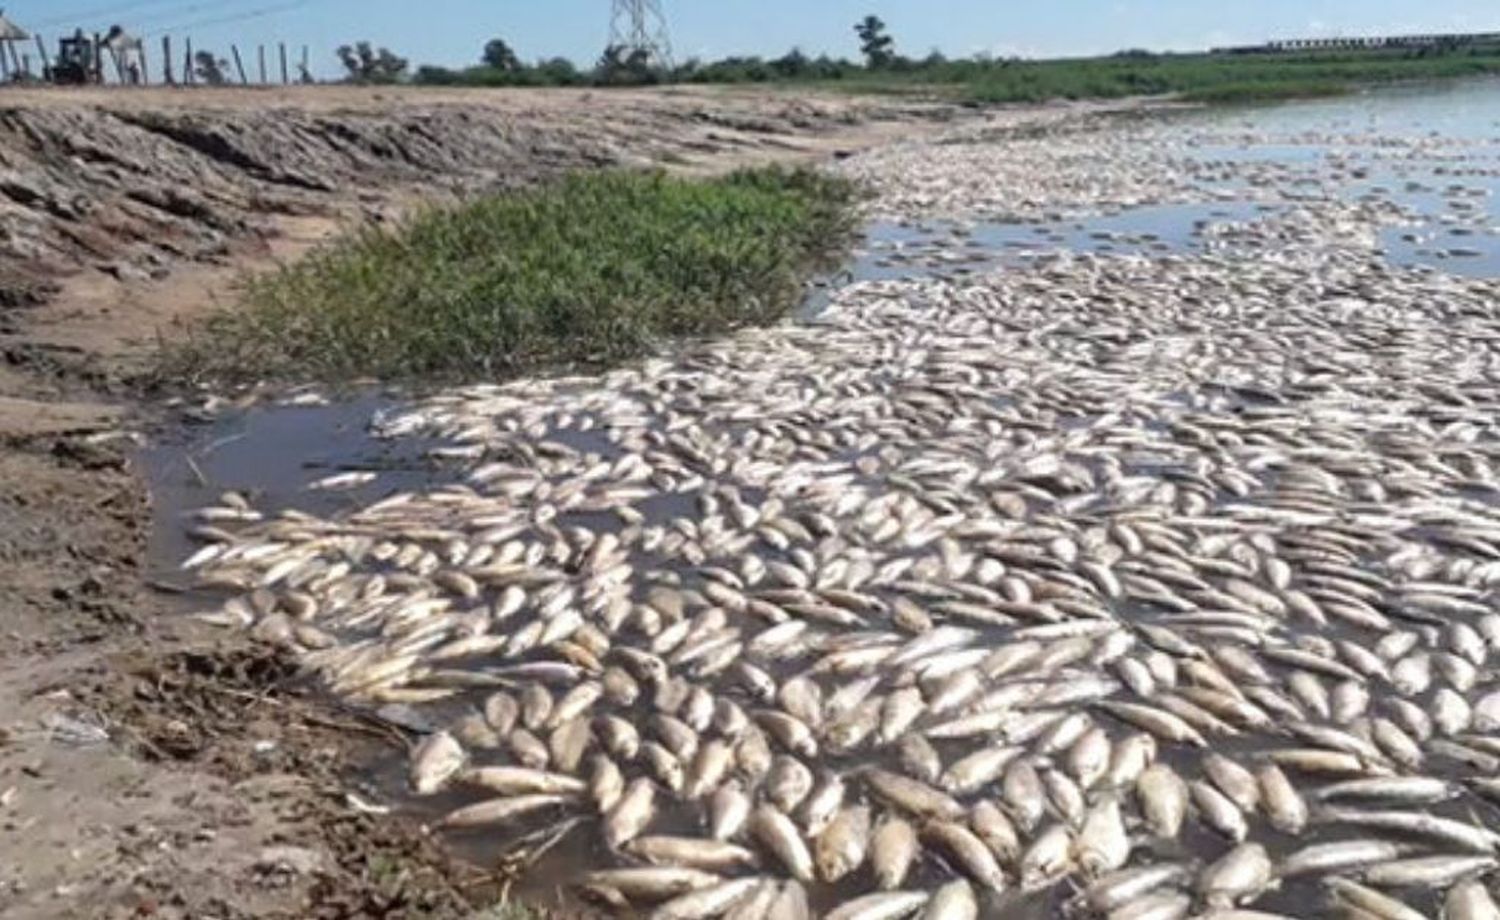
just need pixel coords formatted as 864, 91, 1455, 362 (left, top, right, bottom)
141, 396, 454, 586
138, 77, 1500, 919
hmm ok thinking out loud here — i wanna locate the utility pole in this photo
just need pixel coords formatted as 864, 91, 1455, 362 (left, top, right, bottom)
608, 0, 674, 68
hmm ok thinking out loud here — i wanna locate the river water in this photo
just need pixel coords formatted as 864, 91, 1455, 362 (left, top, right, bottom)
140, 78, 1500, 918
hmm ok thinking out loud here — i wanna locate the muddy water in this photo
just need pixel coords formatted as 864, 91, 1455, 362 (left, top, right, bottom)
138, 78, 1500, 917
141, 395, 458, 588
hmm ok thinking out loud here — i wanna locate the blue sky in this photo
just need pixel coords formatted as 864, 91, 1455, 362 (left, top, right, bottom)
16, 1, 1500, 78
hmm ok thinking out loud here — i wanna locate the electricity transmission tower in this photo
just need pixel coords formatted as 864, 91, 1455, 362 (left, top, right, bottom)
609, 0, 674, 68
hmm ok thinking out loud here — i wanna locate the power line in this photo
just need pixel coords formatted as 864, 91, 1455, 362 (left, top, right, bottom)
28, 0, 217, 29
26, 0, 325, 36
609, 0, 673, 67
139, 0, 329, 38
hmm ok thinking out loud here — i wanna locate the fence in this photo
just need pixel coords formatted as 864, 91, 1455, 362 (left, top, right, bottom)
4, 30, 312, 86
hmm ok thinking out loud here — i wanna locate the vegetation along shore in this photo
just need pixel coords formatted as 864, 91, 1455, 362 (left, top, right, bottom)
398, 18, 1500, 104
162, 167, 859, 385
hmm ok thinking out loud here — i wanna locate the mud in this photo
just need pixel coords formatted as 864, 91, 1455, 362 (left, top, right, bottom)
0, 431, 486, 918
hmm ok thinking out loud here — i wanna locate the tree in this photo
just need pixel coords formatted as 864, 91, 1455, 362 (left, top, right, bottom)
193, 50, 229, 85
482, 37, 522, 72
336, 41, 409, 84
595, 44, 659, 85
772, 47, 811, 78
535, 57, 582, 85
855, 15, 895, 68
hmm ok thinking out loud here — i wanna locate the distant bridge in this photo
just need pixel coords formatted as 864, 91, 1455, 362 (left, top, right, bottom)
1213, 31, 1500, 55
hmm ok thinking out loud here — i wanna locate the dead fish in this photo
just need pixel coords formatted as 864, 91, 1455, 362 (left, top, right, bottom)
921, 880, 977, 920
750, 804, 814, 882
922, 820, 1008, 890
1084, 862, 1192, 914
1104, 892, 1190, 920
1136, 763, 1188, 839
1075, 794, 1130, 878
581, 866, 721, 902
1257, 763, 1307, 835
1202, 752, 1260, 813
1197, 842, 1272, 908
438, 793, 570, 829
1020, 823, 1074, 890
711, 780, 752, 841
825, 891, 930, 920
410, 731, 465, 795
1189, 780, 1248, 843
816, 805, 872, 883
604, 778, 656, 848
767, 881, 810, 920
863, 769, 965, 821
871, 815, 920, 890
1310, 776, 1455, 805
1360, 854, 1497, 889
651, 877, 764, 920
1446, 878, 1500, 920
1315, 807, 1500, 853
461, 766, 586, 796
628, 836, 759, 872
1281, 839, 1409, 877
1325, 877, 1427, 920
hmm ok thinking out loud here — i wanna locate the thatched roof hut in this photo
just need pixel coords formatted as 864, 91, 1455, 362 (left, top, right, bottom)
103, 25, 142, 51
0, 10, 30, 42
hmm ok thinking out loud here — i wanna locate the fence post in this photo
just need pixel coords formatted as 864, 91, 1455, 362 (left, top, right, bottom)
257, 44, 266, 83
230, 44, 248, 84
184, 36, 194, 84
279, 42, 288, 84
162, 35, 173, 84
107, 44, 125, 84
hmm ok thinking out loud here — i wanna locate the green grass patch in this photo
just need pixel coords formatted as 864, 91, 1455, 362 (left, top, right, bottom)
794, 46, 1500, 105
162, 167, 859, 384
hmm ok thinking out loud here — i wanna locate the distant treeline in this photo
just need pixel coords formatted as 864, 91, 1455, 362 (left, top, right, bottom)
412, 47, 1500, 104
371, 16, 1500, 104
412, 44, 881, 88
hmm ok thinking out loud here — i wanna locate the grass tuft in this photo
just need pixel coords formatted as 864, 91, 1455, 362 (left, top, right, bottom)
1177, 79, 1353, 104
161, 167, 859, 385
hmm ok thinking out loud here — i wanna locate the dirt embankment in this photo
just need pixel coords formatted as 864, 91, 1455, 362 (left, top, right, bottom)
0, 85, 955, 389
0, 85, 958, 918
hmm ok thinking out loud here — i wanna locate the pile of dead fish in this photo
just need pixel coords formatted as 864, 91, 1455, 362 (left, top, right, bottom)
177, 123, 1500, 919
